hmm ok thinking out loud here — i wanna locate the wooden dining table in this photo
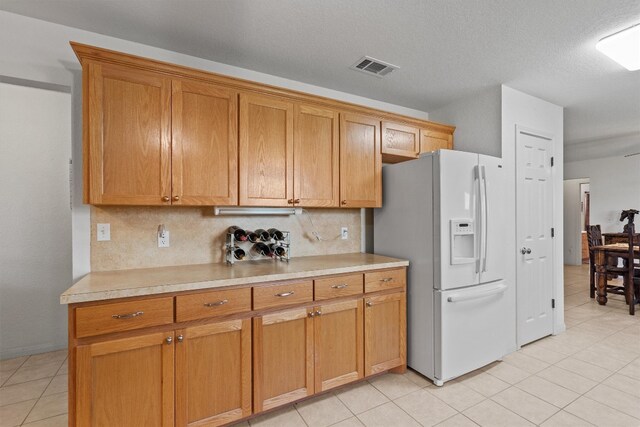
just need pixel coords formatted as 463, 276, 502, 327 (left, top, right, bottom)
594, 243, 640, 307
603, 232, 640, 245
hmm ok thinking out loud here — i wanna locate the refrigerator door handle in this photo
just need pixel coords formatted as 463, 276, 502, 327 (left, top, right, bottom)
481, 165, 488, 273
447, 283, 507, 303
475, 165, 482, 274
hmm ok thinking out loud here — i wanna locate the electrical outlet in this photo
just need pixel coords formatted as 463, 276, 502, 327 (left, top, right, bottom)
97, 223, 110, 241
341, 227, 348, 240
158, 230, 170, 248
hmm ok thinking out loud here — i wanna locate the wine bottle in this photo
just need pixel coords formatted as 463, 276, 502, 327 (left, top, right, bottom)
246, 231, 260, 243
228, 226, 248, 241
270, 244, 286, 258
254, 229, 271, 242
232, 247, 246, 260
251, 242, 272, 257
268, 228, 285, 241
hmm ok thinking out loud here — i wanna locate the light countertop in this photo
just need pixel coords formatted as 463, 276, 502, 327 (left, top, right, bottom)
61, 253, 408, 304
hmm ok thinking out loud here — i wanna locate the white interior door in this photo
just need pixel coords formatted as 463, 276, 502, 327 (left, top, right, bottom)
516, 126, 554, 346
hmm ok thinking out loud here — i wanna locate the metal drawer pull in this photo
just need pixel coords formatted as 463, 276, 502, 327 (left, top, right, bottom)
275, 291, 295, 297
380, 277, 393, 282
112, 311, 144, 320
331, 284, 348, 289
204, 299, 228, 307
366, 301, 373, 307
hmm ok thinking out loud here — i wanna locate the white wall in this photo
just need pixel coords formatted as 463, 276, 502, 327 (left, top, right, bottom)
564, 178, 589, 265
565, 155, 640, 233
429, 87, 502, 157
0, 83, 71, 359
502, 86, 565, 342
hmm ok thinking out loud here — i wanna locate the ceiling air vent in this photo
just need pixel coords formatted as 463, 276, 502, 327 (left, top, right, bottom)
351, 56, 399, 77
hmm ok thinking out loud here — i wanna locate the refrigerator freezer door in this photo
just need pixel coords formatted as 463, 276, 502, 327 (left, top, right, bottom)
434, 281, 509, 382
436, 150, 480, 290
478, 155, 506, 284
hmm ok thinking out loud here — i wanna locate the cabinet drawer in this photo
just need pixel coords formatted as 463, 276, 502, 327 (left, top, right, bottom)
365, 269, 406, 293
253, 281, 313, 310
176, 287, 251, 322
314, 274, 363, 300
75, 297, 174, 338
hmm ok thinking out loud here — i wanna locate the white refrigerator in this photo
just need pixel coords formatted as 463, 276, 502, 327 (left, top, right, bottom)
374, 150, 509, 386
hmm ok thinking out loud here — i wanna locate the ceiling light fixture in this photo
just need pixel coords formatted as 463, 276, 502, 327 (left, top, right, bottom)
596, 23, 640, 71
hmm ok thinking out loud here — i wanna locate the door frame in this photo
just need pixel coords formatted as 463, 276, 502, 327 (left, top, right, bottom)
515, 125, 557, 347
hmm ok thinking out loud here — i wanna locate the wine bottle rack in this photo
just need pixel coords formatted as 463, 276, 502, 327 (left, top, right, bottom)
225, 229, 291, 265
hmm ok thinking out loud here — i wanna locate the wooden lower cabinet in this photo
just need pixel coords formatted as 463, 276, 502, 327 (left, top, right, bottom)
253, 307, 314, 412
70, 267, 407, 426
175, 319, 251, 427
75, 331, 175, 427
364, 291, 407, 376
314, 299, 364, 392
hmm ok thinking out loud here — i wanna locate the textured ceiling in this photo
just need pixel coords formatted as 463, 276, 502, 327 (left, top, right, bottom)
1, 0, 638, 145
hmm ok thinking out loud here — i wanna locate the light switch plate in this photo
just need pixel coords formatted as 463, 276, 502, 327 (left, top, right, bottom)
97, 223, 110, 241
341, 227, 348, 240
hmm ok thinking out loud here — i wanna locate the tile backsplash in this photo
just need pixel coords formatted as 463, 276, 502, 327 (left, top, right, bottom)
91, 206, 361, 271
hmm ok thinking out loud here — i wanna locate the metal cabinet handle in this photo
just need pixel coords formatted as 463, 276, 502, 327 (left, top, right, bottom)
287, 199, 294, 204
380, 278, 393, 283
275, 291, 294, 297
308, 311, 316, 318
172, 195, 180, 202
526, 248, 532, 254
366, 301, 373, 307
294, 198, 300, 204
520, 247, 527, 255
204, 299, 228, 307
165, 336, 173, 344
315, 310, 322, 316
162, 196, 170, 202
112, 311, 144, 320
331, 284, 348, 289
176, 335, 184, 343
341, 200, 347, 205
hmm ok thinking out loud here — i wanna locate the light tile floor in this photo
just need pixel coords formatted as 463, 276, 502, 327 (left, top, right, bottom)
1, 265, 638, 426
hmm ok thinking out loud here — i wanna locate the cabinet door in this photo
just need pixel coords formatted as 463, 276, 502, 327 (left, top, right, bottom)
381, 121, 419, 163
239, 94, 294, 206
87, 62, 171, 205
293, 104, 339, 207
339, 113, 382, 207
364, 292, 406, 376
314, 299, 363, 392
420, 128, 453, 153
172, 80, 238, 205
76, 331, 174, 426
176, 319, 251, 427
253, 307, 314, 412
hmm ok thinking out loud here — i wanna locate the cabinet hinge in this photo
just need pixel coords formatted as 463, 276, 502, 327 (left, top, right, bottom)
551, 157, 554, 167
552, 299, 555, 309
551, 227, 555, 238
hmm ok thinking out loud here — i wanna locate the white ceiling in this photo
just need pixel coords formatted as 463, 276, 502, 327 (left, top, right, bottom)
1, 0, 638, 145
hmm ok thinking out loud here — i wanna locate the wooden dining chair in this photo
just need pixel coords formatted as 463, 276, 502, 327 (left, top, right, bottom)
588, 225, 625, 300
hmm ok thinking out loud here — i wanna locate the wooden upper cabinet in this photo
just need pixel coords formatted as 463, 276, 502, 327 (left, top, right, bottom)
172, 79, 238, 206
339, 113, 382, 208
75, 331, 174, 427
87, 62, 171, 205
381, 121, 420, 163
239, 93, 294, 206
176, 319, 251, 427
420, 127, 453, 153
293, 104, 339, 207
